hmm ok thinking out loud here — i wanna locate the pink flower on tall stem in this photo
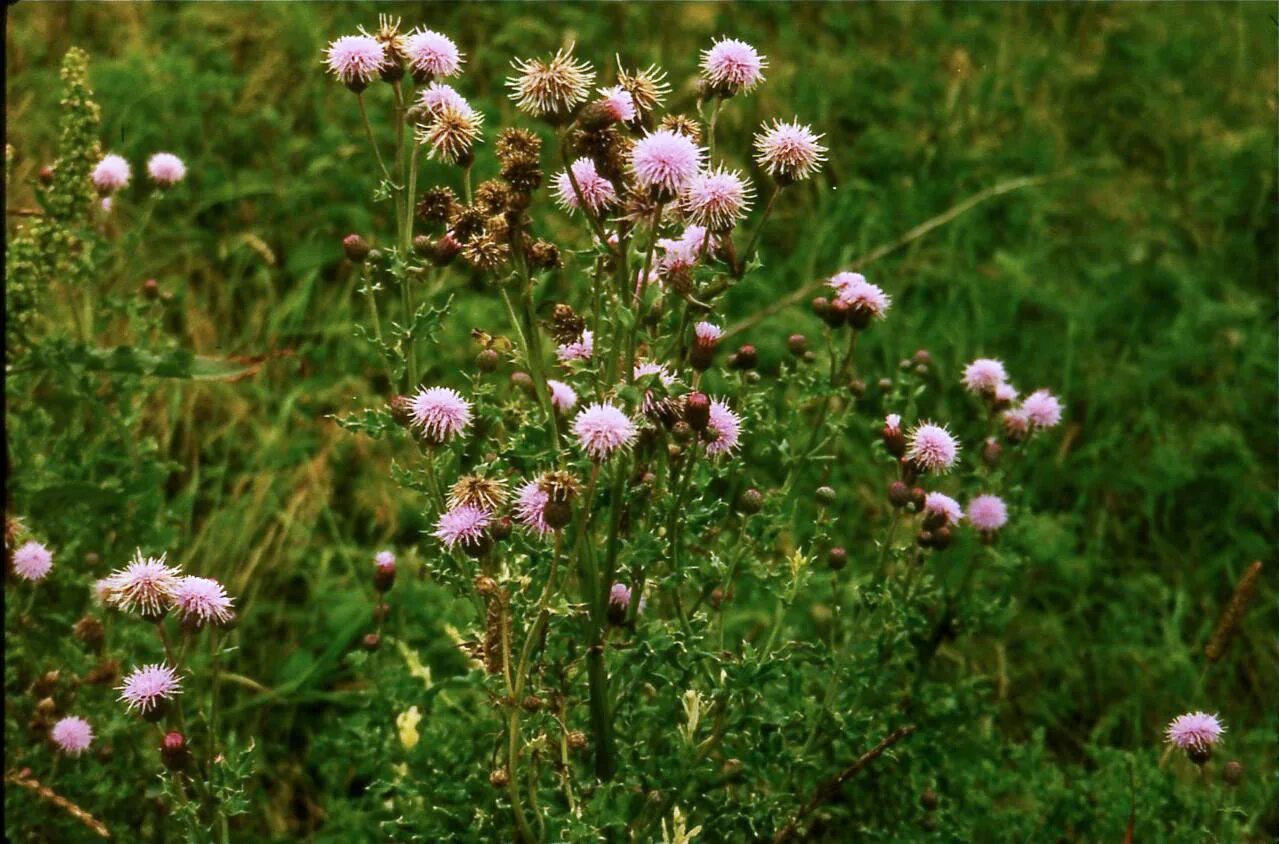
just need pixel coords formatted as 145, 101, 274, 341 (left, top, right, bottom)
595, 85, 636, 122
547, 379, 578, 412
324, 35, 386, 91
433, 505, 491, 550
906, 422, 960, 474
146, 153, 186, 187
91, 154, 131, 193
101, 551, 181, 617
923, 492, 964, 527
514, 479, 552, 535
966, 494, 1008, 533
700, 37, 767, 95
553, 158, 616, 213
409, 386, 472, 443
12, 541, 53, 582
404, 28, 463, 79
705, 399, 743, 457
631, 130, 705, 196
1022, 389, 1063, 428
754, 118, 827, 183
961, 358, 1008, 395
50, 716, 94, 756
556, 330, 594, 363
572, 402, 638, 460
173, 576, 235, 627
1165, 712, 1224, 750
681, 166, 753, 232
118, 663, 183, 715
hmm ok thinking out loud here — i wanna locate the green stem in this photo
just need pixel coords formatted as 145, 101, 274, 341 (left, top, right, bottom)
356, 94, 393, 185
737, 185, 781, 277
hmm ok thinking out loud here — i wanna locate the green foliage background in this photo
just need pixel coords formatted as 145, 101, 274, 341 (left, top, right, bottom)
5, 2, 1275, 840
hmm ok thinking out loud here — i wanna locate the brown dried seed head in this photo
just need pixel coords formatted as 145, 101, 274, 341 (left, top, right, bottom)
1204, 561, 1263, 662
449, 475, 509, 512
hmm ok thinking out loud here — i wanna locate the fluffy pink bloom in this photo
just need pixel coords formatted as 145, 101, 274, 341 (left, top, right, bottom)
91, 154, 130, 193
885, 413, 902, 434
409, 386, 472, 442
146, 153, 186, 187
375, 550, 396, 569
12, 540, 53, 582
172, 576, 234, 626
324, 35, 386, 88
966, 494, 1008, 533
754, 119, 827, 182
572, 402, 638, 460
556, 330, 594, 363
404, 28, 463, 78
1022, 389, 1063, 428
906, 422, 960, 473
656, 224, 711, 279
830, 273, 891, 320
633, 362, 677, 416
50, 716, 94, 756
681, 166, 753, 231
994, 382, 1019, 404
694, 322, 722, 345
631, 130, 705, 194
101, 551, 181, 616
608, 582, 633, 610
633, 361, 675, 385
962, 358, 1008, 395
1001, 408, 1030, 439
547, 379, 578, 412
514, 479, 552, 535
1165, 712, 1225, 750
923, 492, 964, 526
596, 85, 636, 122
118, 663, 182, 714
417, 82, 470, 114
553, 158, 616, 213
700, 37, 767, 93
433, 504, 491, 550
705, 399, 743, 457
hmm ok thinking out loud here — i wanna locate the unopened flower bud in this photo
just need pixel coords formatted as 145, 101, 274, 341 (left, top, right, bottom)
491, 516, 513, 541
567, 730, 588, 752
474, 575, 499, 597
33, 670, 60, 697
916, 529, 934, 549
142, 278, 160, 300
342, 234, 371, 263
685, 393, 711, 432
73, 616, 105, 651
1188, 745, 1212, 766
827, 547, 847, 571
476, 349, 500, 372
911, 487, 926, 510
847, 379, 866, 398
543, 500, 573, 530
412, 234, 433, 257
877, 377, 893, 392
38, 165, 54, 185
431, 233, 462, 266
982, 438, 1002, 467
888, 481, 913, 508
912, 349, 932, 368
374, 560, 396, 593
1222, 760, 1243, 786
920, 789, 939, 811
730, 344, 757, 370
161, 731, 189, 771
825, 297, 851, 328
815, 486, 836, 506
489, 768, 510, 788
710, 587, 726, 608
787, 334, 808, 356
510, 371, 534, 394
931, 526, 952, 550
361, 632, 381, 651
810, 296, 831, 320
521, 695, 542, 713
35, 697, 56, 718
389, 395, 414, 428
737, 488, 764, 515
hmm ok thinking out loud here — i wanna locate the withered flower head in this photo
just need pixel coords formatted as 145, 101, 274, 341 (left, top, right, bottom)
462, 235, 510, 270
495, 128, 543, 166
538, 470, 580, 503
449, 475, 509, 512
526, 240, 561, 271
449, 205, 487, 244
484, 213, 511, 243
616, 57, 671, 123
550, 304, 586, 344
363, 15, 407, 80
416, 186, 459, 225
659, 113, 703, 144
507, 45, 595, 119
416, 104, 484, 165
500, 158, 543, 194
474, 180, 512, 216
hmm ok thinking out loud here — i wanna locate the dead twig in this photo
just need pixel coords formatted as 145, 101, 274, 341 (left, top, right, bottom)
6, 769, 110, 838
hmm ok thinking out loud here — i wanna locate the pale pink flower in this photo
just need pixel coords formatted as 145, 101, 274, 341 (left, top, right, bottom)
831, 274, 891, 321
705, 399, 743, 457
375, 550, 396, 569
146, 153, 186, 187
514, 479, 552, 535
100, 197, 113, 213
404, 28, 463, 78
923, 492, 964, 526
754, 118, 828, 182
102, 551, 181, 617
631, 130, 705, 195
433, 505, 491, 550
556, 330, 594, 363
172, 576, 234, 627
966, 494, 1008, 533
547, 379, 578, 412
50, 716, 94, 756
700, 37, 767, 94
1022, 389, 1063, 428
596, 85, 636, 122
906, 422, 960, 474
91, 154, 130, 193
324, 35, 386, 89
657, 224, 711, 277
118, 663, 182, 714
694, 322, 723, 345
885, 413, 902, 434
633, 361, 677, 417
507, 45, 594, 118
417, 82, 471, 115
961, 359, 1008, 395
1165, 712, 1225, 750
1002, 408, 1030, 439
12, 540, 53, 582
553, 158, 616, 213
572, 402, 638, 460
994, 382, 1019, 405
681, 166, 753, 232
409, 386, 472, 443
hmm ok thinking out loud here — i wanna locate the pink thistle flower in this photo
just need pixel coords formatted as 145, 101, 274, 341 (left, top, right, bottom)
923, 492, 964, 527
172, 576, 234, 627
433, 505, 491, 550
12, 540, 53, 582
596, 85, 636, 123
961, 358, 1008, 395
754, 118, 828, 183
1165, 711, 1225, 750
146, 153, 186, 187
547, 379, 578, 412
966, 494, 1008, 533
50, 716, 94, 756
830, 273, 891, 322
705, 399, 743, 457
514, 479, 552, 535
416, 104, 484, 164
556, 330, 594, 363
631, 129, 706, 196
91, 154, 130, 193
507, 45, 595, 118
404, 28, 463, 78
118, 663, 183, 714
1022, 389, 1063, 428
700, 37, 767, 94
375, 550, 396, 569
417, 82, 470, 115
994, 382, 1019, 405
681, 166, 753, 232
694, 321, 723, 346
409, 386, 472, 443
655, 224, 710, 281
906, 422, 960, 474
633, 361, 677, 417
553, 158, 616, 214
885, 413, 902, 435
572, 402, 638, 460
102, 551, 181, 617
1001, 408, 1030, 440
608, 582, 633, 610
324, 34, 386, 90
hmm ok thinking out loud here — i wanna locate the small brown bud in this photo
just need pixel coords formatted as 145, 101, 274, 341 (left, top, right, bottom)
931, 525, 953, 550
810, 296, 831, 320
847, 379, 866, 398
982, 438, 1002, 467
33, 670, 60, 697
491, 517, 513, 541
476, 349, 500, 372
738, 488, 764, 514
474, 575, 499, 597
1222, 760, 1243, 786
917, 530, 934, 549
920, 789, 939, 811
35, 697, 57, 718
83, 551, 101, 568
521, 695, 542, 713
361, 632, 381, 652
888, 481, 913, 508
825, 297, 851, 328
566, 730, 588, 752
38, 165, 54, 185
74, 615, 105, 651
710, 588, 726, 608
431, 233, 462, 266
510, 371, 534, 394
389, 395, 414, 428
877, 377, 893, 392
142, 278, 160, 300
828, 547, 847, 571
412, 234, 433, 257
802, 350, 816, 363
342, 234, 371, 263
912, 349, 932, 368
670, 420, 693, 444
685, 392, 711, 432
374, 560, 396, 593
161, 731, 189, 772
815, 486, 836, 506
730, 344, 757, 371
544, 499, 573, 530
787, 334, 808, 356
489, 768, 511, 788
910, 487, 926, 509
85, 659, 119, 686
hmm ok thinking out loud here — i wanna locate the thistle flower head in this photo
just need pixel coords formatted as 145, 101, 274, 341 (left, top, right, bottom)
553, 158, 616, 213
609, 582, 633, 610
448, 474, 509, 513
547, 379, 579, 412
906, 422, 960, 474
994, 382, 1019, 404
417, 104, 484, 164
556, 329, 594, 363
50, 716, 94, 756
1001, 407, 1030, 439
923, 492, 964, 526
616, 58, 671, 122
91, 154, 130, 193
409, 386, 472, 443
417, 82, 470, 115
507, 45, 595, 119
754, 118, 828, 183
962, 358, 1009, 395
1165, 712, 1225, 750
375, 550, 396, 569
885, 413, 902, 434
596, 85, 637, 122
1022, 389, 1063, 428
324, 34, 386, 90
146, 153, 186, 187
433, 505, 491, 550
966, 494, 1008, 533
572, 402, 638, 460
118, 663, 182, 714
12, 540, 53, 582
514, 478, 552, 534
682, 166, 753, 231
631, 130, 705, 195
694, 321, 723, 346
658, 224, 711, 275
172, 576, 235, 627
700, 37, 767, 94
404, 27, 463, 78
102, 551, 181, 617
705, 399, 743, 457
830, 273, 891, 320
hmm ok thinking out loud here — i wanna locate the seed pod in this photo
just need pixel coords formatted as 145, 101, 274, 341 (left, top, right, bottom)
342, 234, 371, 263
